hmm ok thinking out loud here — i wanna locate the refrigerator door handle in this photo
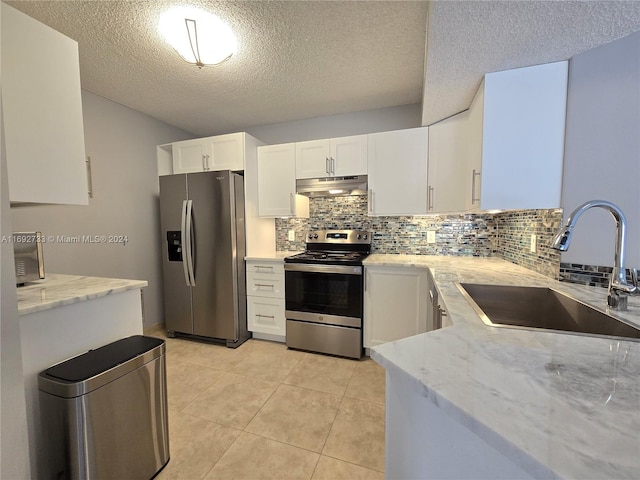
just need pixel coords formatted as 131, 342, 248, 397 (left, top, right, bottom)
185, 199, 196, 286
180, 200, 191, 286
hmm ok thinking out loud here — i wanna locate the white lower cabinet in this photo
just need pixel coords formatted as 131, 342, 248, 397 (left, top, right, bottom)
247, 297, 286, 337
246, 259, 286, 340
364, 266, 428, 348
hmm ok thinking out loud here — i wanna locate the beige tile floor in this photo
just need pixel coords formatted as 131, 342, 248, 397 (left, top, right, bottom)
145, 326, 386, 480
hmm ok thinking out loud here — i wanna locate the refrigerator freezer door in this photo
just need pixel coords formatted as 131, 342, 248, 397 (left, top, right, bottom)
159, 174, 193, 334
187, 171, 238, 341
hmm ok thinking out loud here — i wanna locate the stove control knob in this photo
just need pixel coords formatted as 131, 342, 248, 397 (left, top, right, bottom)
313, 234, 318, 239
308, 234, 313, 240
357, 234, 362, 240
363, 234, 368, 240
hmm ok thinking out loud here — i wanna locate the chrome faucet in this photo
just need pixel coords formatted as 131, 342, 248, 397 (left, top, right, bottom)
551, 200, 638, 311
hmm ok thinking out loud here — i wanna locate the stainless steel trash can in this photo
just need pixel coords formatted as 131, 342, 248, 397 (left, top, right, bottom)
38, 335, 170, 480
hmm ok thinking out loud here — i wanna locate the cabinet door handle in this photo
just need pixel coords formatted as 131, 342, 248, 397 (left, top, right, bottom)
86, 156, 93, 198
428, 185, 434, 211
325, 157, 330, 175
368, 189, 374, 214
471, 169, 481, 204
290, 192, 295, 215
429, 290, 434, 303
331, 157, 335, 175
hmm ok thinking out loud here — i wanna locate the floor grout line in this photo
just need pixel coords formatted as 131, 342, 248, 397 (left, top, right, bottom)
160, 335, 386, 477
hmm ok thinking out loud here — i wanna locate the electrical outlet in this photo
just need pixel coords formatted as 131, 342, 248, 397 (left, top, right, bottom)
530, 234, 537, 253
427, 230, 436, 244
288, 230, 296, 242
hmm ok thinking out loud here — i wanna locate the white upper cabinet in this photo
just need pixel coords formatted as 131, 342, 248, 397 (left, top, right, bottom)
467, 61, 568, 211
2, 4, 88, 205
172, 139, 207, 173
295, 135, 367, 179
257, 144, 309, 218
427, 112, 470, 214
367, 127, 429, 216
172, 132, 246, 174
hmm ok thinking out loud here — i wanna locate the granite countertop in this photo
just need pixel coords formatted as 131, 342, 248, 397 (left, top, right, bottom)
370, 255, 640, 479
245, 251, 302, 262
17, 273, 148, 315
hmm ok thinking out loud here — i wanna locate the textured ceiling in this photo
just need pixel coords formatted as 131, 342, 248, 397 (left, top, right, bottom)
5, 1, 640, 137
423, 0, 640, 125
6, 0, 428, 136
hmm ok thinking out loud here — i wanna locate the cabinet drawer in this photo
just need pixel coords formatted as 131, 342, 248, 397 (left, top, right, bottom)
246, 261, 284, 276
247, 297, 285, 336
247, 271, 284, 298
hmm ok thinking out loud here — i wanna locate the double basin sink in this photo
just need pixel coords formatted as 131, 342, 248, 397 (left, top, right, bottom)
457, 283, 640, 341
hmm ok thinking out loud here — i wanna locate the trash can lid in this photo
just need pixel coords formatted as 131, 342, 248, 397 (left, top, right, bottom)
44, 335, 164, 383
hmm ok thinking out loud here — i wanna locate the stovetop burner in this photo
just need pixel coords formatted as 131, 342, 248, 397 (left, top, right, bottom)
285, 230, 371, 266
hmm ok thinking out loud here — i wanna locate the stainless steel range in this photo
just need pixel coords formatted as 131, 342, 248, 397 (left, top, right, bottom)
284, 230, 371, 359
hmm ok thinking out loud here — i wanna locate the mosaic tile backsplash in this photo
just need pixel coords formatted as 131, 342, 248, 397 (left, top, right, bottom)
275, 196, 564, 279
493, 209, 563, 279
559, 263, 639, 289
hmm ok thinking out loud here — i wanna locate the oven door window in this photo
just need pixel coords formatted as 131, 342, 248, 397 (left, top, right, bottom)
285, 270, 362, 318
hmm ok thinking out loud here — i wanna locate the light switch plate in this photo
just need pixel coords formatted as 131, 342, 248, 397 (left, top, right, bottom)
427, 230, 436, 244
288, 230, 296, 241
530, 234, 537, 253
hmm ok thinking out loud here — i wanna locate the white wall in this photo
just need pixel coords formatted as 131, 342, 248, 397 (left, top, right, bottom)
1, 10, 32, 472
11, 91, 192, 328
246, 103, 421, 144
561, 31, 640, 268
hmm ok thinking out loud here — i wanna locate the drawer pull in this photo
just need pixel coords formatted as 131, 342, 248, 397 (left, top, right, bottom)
255, 314, 275, 319
255, 265, 274, 271
255, 283, 275, 288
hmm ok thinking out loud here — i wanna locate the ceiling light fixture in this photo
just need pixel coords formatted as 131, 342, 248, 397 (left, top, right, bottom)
158, 6, 237, 68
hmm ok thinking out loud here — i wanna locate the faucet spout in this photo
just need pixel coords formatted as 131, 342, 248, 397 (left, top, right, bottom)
551, 200, 638, 310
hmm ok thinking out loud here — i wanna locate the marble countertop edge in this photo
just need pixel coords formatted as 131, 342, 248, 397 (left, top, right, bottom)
17, 274, 148, 315
370, 255, 640, 479
371, 338, 560, 480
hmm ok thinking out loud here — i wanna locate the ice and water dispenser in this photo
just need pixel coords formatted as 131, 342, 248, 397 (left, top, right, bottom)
166, 231, 182, 262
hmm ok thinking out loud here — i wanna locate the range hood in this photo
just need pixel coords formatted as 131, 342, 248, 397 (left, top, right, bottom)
296, 175, 368, 197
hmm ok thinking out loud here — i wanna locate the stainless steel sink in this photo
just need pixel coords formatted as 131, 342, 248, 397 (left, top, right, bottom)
456, 283, 640, 341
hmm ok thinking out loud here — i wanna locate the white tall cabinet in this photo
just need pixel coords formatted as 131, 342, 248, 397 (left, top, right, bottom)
2, 4, 88, 205
364, 265, 428, 348
367, 127, 429, 216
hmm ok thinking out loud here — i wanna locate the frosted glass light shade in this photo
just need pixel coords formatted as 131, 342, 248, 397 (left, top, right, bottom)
158, 6, 237, 67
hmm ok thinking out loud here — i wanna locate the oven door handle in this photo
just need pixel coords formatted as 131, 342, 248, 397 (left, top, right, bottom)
284, 263, 362, 275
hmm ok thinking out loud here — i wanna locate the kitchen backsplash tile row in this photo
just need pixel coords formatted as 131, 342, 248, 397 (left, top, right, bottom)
276, 196, 495, 256
492, 209, 563, 279
275, 197, 565, 281
559, 262, 639, 288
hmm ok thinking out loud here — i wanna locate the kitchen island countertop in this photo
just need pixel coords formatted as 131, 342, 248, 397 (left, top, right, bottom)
369, 254, 640, 479
17, 273, 148, 315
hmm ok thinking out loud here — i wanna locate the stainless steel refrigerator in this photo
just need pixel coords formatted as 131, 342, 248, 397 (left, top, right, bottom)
159, 170, 249, 347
